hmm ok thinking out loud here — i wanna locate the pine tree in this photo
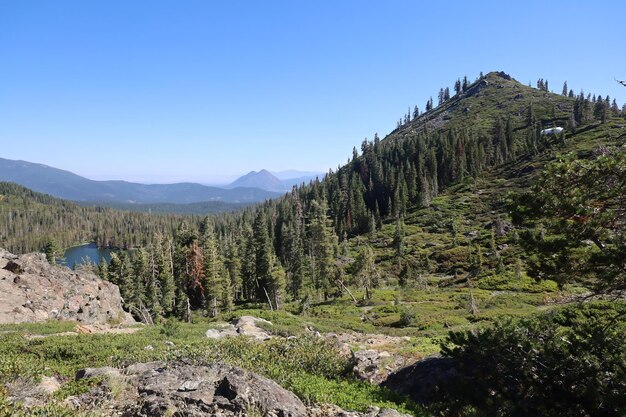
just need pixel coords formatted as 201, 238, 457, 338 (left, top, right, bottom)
253, 211, 274, 305
157, 236, 175, 315
594, 99, 608, 123
201, 222, 223, 317
240, 227, 257, 300
224, 240, 242, 301
44, 238, 62, 265
308, 199, 337, 299
353, 244, 379, 300
393, 216, 404, 258
269, 257, 286, 309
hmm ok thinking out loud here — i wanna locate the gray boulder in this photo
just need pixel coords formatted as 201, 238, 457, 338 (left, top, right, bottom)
93, 361, 307, 416
0, 248, 133, 325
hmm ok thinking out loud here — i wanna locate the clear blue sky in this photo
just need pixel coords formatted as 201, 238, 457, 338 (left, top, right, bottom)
1, 1, 625, 184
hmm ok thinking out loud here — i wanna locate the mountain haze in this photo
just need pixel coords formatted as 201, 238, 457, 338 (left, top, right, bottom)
0, 158, 280, 204
228, 169, 322, 191
228, 169, 284, 191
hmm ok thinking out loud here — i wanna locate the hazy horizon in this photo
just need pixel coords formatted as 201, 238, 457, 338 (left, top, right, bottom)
1, 1, 625, 183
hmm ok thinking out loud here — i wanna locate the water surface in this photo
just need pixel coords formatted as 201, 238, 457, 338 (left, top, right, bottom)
62, 243, 113, 268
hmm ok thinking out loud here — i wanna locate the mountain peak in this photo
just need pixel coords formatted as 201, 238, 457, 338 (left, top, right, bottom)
391, 70, 562, 136
228, 169, 283, 191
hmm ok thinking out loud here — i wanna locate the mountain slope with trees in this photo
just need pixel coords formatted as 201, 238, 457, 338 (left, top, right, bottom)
76, 71, 626, 322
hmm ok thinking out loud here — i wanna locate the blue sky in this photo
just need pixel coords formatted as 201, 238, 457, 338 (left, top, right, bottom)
1, 1, 625, 184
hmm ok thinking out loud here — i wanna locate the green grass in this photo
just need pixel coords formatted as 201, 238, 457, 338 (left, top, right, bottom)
0, 319, 426, 416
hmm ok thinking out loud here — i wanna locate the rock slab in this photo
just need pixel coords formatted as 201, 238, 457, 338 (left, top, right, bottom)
77, 361, 307, 417
0, 248, 133, 324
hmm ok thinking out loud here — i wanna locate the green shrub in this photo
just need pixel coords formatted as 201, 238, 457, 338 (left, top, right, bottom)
159, 317, 181, 338
436, 301, 626, 416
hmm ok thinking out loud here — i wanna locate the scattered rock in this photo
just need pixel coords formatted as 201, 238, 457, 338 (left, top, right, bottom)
0, 248, 134, 325
3, 259, 24, 274
76, 366, 121, 381
5, 375, 62, 407
206, 315, 272, 341
352, 350, 405, 384
37, 376, 61, 395
309, 404, 411, 417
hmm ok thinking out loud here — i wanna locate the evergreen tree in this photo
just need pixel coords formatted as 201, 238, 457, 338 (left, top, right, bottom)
253, 211, 275, 305
353, 244, 379, 299
201, 221, 223, 317
308, 200, 337, 299
44, 237, 62, 265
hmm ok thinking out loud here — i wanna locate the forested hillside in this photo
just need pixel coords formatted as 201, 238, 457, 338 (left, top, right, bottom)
0, 182, 197, 253
86, 71, 625, 318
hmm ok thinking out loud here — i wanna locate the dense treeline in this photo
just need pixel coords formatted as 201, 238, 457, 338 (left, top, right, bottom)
0, 182, 200, 254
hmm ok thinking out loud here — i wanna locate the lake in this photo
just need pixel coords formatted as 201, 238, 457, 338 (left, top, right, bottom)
62, 243, 114, 268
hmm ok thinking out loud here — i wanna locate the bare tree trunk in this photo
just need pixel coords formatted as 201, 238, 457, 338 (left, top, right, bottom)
263, 286, 274, 311
337, 279, 357, 304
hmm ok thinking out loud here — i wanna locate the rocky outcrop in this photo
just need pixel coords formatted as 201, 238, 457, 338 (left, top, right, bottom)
66, 361, 410, 417
206, 315, 273, 341
324, 333, 414, 384
0, 248, 133, 325
111, 362, 307, 417
382, 356, 459, 404
351, 350, 406, 384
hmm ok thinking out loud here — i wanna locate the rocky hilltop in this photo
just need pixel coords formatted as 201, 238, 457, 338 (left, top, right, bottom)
0, 248, 133, 324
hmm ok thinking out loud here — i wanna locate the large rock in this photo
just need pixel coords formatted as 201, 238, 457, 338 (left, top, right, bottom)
381, 356, 459, 404
0, 248, 133, 325
351, 350, 405, 384
71, 361, 411, 417
77, 361, 307, 417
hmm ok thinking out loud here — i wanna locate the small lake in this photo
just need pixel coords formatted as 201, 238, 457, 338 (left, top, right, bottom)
62, 243, 114, 268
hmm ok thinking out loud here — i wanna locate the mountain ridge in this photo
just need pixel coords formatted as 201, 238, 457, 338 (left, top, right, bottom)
0, 157, 281, 204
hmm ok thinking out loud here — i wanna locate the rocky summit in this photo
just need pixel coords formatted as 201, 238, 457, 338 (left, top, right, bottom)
0, 248, 133, 325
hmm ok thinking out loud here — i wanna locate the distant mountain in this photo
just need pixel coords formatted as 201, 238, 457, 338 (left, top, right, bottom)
228, 169, 284, 191
228, 169, 323, 192
0, 158, 280, 204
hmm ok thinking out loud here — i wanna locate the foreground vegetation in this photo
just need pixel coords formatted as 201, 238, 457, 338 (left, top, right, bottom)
0, 316, 424, 416
1, 297, 623, 416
